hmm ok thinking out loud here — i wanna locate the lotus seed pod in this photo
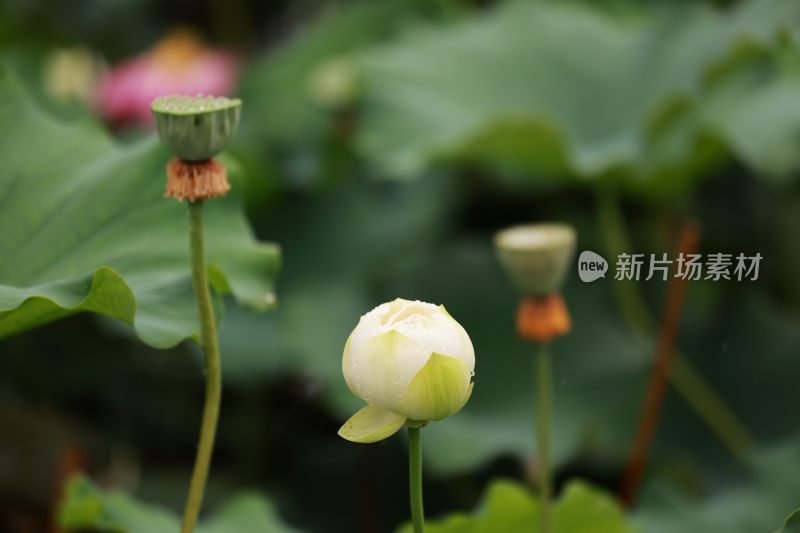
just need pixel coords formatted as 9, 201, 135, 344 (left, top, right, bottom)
151, 94, 241, 161
495, 223, 576, 297
339, 298, 475, 443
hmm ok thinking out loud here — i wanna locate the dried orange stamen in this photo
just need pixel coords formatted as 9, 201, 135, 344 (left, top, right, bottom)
165, 157, 230, 202
516, 294, 571, 343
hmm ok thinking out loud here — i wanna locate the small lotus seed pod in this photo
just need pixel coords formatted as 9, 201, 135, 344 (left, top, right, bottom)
339, 298, 475, 443
495, 223, 576, 297
152, 95, 241, 201
151, 94, 241, 162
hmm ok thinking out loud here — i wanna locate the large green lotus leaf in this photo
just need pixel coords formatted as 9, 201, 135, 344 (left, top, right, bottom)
635, 440, 800, 533
700, 44, 800, 179
397, 478, 634, 533
0, 68, 279, 348
59, 475, 301, 533
355, 0, 800, 187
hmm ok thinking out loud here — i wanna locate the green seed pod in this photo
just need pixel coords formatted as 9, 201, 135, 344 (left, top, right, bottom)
495, 223, 576, 297
151, 95, 241, 162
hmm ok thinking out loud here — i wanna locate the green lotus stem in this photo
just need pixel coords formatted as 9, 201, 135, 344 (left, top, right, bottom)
408, 427, 425, 533
181, 201, 222, 533
595, 190, 651, 335
535, 343, 553, 533
595, 190, 753, 458
669, 357, 752, 459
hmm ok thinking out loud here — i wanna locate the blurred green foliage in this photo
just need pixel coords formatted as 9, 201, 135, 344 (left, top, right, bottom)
60, 475, 299, 532
239, 0, 430, 147
635, 442, 800, 532
397, 478, 634, 533
354, 0, 800, 194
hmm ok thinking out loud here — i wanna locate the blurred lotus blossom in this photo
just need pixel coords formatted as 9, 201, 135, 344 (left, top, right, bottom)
95, 29, 239, 127
307, 55, 359, 110
43, 46, 106, 105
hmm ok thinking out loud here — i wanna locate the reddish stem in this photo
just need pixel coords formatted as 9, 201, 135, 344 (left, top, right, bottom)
619, 222, 700, 507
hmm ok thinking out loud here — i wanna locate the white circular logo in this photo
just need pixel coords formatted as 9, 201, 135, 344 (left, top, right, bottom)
578, 250, 608, 282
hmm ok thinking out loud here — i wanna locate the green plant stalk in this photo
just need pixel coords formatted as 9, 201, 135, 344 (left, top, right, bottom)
669, 357, 752, 459
408, 427, 425, 533
181, 201, 222, 533
595, 191, 753, 458
536, 343, 553, 533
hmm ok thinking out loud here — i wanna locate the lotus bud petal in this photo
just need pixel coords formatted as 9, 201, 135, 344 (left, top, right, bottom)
495, 223, 576, 297
339, 299, 475, 443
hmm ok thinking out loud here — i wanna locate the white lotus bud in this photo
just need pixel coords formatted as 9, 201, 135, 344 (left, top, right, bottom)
338, 298, 475, 443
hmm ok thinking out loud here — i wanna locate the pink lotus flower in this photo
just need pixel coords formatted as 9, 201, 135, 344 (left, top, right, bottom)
95, 29, 239, 127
